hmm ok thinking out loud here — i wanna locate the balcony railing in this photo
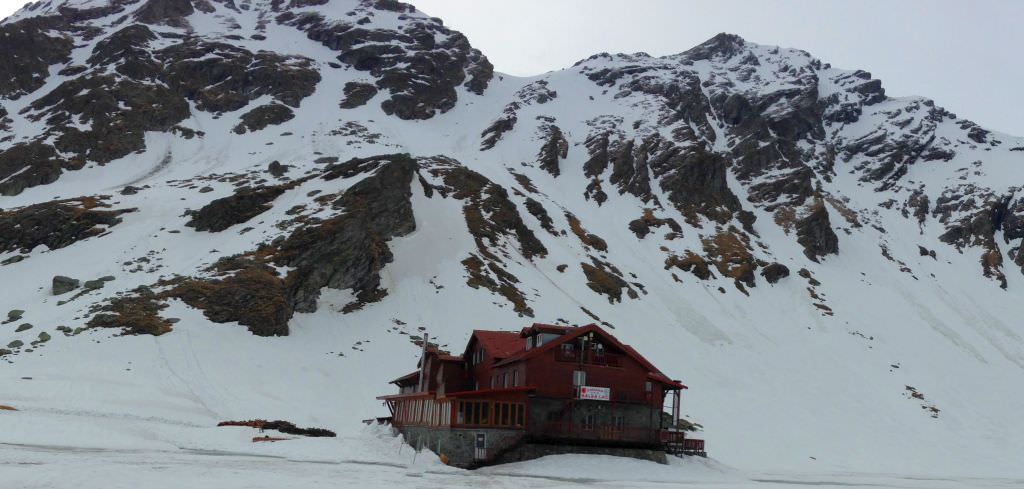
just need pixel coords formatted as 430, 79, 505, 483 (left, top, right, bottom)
554, 349, 623, 367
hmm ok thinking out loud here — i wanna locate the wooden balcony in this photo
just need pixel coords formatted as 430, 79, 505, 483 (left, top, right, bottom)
554, 349, 624, 367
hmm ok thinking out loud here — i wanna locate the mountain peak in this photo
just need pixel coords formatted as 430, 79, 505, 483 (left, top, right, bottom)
681, 32, 747, 61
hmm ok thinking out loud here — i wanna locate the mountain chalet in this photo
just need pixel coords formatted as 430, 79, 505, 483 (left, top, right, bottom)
376, 323, 705, 467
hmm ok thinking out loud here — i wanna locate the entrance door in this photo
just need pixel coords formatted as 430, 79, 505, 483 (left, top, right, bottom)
474, 433, 486, 460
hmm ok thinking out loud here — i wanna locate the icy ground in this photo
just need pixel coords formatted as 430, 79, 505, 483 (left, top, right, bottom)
0, 416, 1020, 489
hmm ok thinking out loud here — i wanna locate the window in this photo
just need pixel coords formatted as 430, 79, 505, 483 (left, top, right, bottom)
512, 370, 519, 387
613, 415, 625, 432
581, 414, 595, 431
502, 372, 508, 388
500, 403, 510, 425
573, 370, 586, 387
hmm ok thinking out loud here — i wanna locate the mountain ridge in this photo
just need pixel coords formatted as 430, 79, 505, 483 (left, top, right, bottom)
1, 0, 1023, 478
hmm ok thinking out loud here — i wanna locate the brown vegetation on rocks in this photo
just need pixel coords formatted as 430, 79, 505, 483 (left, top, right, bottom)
87, 286, 172, 336
0, 197, 134, 254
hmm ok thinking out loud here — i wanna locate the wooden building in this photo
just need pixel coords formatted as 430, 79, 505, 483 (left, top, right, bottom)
377, 323, 705, 467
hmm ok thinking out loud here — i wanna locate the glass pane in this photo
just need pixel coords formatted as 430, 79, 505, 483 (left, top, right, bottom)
481, 402, 490, 425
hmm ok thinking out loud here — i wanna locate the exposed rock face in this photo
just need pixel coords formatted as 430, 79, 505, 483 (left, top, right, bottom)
702, 230, 758, 291
536, 123, 568, 177
339, 82, 378, 109
279, 0, 492, 120
233, 104, 295, 134
796, 200, 840, 262
0, 16, 75, 99
134, 0, 206, 28
934, 187, 1023, 288
428, 163, 547, 261
166, 265, 293, 336
760, 263, 790, 284
89, 153, 421, 336
0, 142, 76, 196
423, 160, 548, 316
0, 197, 133, 254
274, 155, 418, 312
523, 198, 556, 235
0, 19, 320, 195
480, 80, 557, 150
628, 209, 682, 239
186, 185, 289, 232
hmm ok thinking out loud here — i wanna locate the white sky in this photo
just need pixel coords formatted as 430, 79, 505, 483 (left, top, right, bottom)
1, 0, 1021, 135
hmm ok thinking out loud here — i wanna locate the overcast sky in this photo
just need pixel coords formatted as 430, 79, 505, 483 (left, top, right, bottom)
2, 0, 1021, 135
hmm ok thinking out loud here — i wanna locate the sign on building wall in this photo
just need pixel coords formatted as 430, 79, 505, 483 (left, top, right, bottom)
578, 386, 610, 401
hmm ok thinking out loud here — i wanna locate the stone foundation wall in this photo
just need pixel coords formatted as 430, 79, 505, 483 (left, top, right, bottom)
395, 425, 524, 468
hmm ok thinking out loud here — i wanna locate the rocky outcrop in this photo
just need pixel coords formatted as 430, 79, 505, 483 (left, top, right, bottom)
795, 200, 840, 262
523, 198, 556, 235
134, 0, 204, 28
628, 209, 682, 239
339, 82, 378, 109
233, 104, 295, 134
581, 259, 638, 304
536, 122, 568, 177
0, 141, 77, 196
0, 17, 75, 99
3, 28, 320, 195
0, 197, 133, 255
274, 155, 418, 312
934, 187, 1022, 288
280, 3, 492, 120
701, 229, 758, 291
760, 263, 790, 284
103, 154, 420, 336
186, 185, 289, 232
87, 286, 172, 336
480, 81, 557, 150
424, 160, 548, 316
165, 264, 293, 336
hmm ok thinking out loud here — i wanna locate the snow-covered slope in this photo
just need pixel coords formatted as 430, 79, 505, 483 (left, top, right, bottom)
1, 0, 1023, 483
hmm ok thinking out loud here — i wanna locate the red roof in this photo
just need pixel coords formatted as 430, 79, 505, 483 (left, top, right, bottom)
469, 330, 524, 359
388, 370, 420, 385
519, 323, 576, 337
495, 323, 686, 390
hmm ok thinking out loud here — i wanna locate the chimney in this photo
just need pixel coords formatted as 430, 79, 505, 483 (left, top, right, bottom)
418, 333, 429, 393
